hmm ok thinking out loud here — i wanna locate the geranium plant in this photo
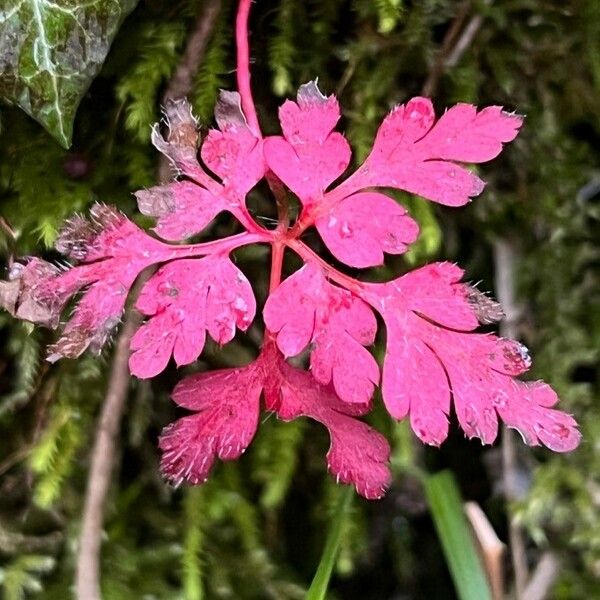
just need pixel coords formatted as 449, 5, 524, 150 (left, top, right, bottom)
0, 0, 580, 502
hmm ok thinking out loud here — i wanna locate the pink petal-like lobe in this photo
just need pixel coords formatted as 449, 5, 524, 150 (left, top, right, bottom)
382, 332, 450, 446
201, 91, 265, 196
264, 81, 351, 205
148, 92, 264, 237
130, 256, 256, 378
264, 263, 379, 404
160, 344, 391, 499
136, 181, 226, 241
160, 364, 262, 485
393, 262, 481, 331
358, 97, 523, 205
261, 346, 391, 499
7, 204, 179, 361
315, 192, 419, 268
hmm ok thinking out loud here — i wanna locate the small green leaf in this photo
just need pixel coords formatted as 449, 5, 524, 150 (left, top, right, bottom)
424, 471, 492, 600
0, 0, 138, 147
306, 486, 354, 600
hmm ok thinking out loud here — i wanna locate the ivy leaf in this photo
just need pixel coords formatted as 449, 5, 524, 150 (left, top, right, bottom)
0, 0, 138, 147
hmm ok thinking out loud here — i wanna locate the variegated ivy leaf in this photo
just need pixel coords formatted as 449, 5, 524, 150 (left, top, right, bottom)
0, 0, 138, 147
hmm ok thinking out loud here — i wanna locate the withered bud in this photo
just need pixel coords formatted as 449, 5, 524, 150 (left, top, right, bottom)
0, 259, 64, 328
55, 204, 124, 262
151, 99, 201, 174
46, 314, 121, 363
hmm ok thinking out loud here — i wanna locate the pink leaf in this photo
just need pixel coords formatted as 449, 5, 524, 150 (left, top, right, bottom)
422, 104, 524, 162
261, 346, 391, 499
201, 91, 265, 196
3, 205, 172, 361
158, 344, 390, 498
358, 97, 523, 206
147, 93, 264, 238
129, 256, 256, 378
47, 265, 137, 361
135, 181, 227, 241
48, 206, 175, 360
159, 364, 262, 486
366, 265, 580, 450
264, 263, 379, 404
315, 192, 420, 268
263, 263, 321, 357
0, 60, 575, 501
264, 81, 351, 206
381, 331, 451, 446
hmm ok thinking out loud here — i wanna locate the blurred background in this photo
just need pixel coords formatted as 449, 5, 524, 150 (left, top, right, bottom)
0, 0, 598, 598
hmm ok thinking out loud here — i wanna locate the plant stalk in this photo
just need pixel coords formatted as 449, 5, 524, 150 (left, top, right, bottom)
74, 2, 222, 597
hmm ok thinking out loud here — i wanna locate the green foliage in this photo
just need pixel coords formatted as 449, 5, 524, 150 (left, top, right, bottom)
306, 486, 353, 600
0, 122, 94, 248
0, 0, 138, 147
29, 405, 80, 509
269, 0, 302, 96
0, 555, 55, 600
28, 358, 103, 508
192, 7, 234, 124
403, 199, 442, 266
0, 323, 41, 418
116, 22, 188, 143
252, 418, 305, 510
424, 472, 492, 600
374, 0, 405, 34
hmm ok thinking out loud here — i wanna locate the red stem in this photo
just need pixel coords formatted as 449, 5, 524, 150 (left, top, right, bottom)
236, 0, 261, 136
287, 173, 364, 239
264, 240, 284, 346
171, 231, 271, 258
269, 242, 285, 292
286, 239, 364, 294
233, 0, 362, 303
232, 204, 272, 235
187, 169, 269, 236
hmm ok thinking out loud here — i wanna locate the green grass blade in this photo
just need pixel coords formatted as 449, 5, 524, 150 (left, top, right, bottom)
306, 486, 354, 600
424, 471, 492, 600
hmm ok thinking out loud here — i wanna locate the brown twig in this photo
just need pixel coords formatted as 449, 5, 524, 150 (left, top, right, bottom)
421, 0, 491, 97
75, 296, 145, 600
493, 239, 529, 599
421, 1, 471, 97
75, 3, 222, 598
158, 0, 222, 182
0, 216, 17, 241
464, 501, 506, 600
522, 552, 561, 600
